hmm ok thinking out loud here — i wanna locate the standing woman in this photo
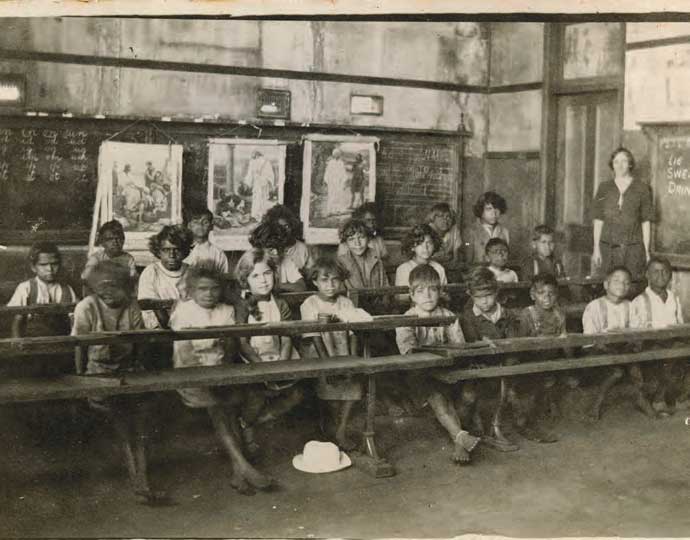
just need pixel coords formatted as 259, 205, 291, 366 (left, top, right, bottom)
592, 147, 654, 280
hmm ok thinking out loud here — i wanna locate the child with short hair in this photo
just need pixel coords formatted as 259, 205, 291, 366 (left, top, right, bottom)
337, 218, 389, 313
183, 207, 229, 275
9, 241, 78, 338
262, 204, 313, 273
485, 238, 518, 283
523, 225, 566, 280
82, 220, 138, 283
301, 257, 372, 450
630, 256, 686, 416
249, 221, 306, 292
426, 202, 463, 269
396, 224, 448, 289
337, 202, 388, 261
515, 272, 570, 442
169, 265, 274, 495
459, 266, 519, 451
234, 248, 304, 451
396, 264, 480, 464
72, 261, 165, 505
582, 266, 653, 420
465, 191, 510, 265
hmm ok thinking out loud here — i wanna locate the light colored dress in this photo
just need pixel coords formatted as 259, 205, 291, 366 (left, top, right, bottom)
137, 262, 188, 328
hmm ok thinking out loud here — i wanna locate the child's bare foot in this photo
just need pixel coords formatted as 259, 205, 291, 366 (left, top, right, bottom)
652, 400, 672, 418
134, 489, 174, 506
240, 467, 275, 491
452, 431, 479, 465
517, 425, 558, 443
634, 394, 657, 418
230, 471, 256, 496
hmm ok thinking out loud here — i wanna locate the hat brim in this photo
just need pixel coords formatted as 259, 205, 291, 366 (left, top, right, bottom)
292, 452, 352, 474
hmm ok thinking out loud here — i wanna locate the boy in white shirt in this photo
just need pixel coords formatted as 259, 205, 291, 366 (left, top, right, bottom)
630, 257, 685, 416
184, 207, 229, 275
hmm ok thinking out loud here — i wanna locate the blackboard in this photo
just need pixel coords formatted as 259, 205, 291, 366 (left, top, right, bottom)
652, 132, 690, 266
0, 116, 464, 245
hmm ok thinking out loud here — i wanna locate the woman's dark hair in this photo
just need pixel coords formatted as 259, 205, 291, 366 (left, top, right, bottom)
96, 220, 125, 245
401, 224, 441, 258
28, 241, 61, 266
338, 218, 372, 244
262, 204, 304, 241
608, 147, 636, 173
473, 191, 507, 218
307, 257, 350, 283
249, 221, 293, 251
148, 225, 193, 259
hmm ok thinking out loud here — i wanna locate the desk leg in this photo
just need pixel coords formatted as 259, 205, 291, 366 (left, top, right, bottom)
355, 334, 395, 478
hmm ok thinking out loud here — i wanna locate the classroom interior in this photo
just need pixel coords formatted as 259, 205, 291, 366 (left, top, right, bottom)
2, 16, 690, 538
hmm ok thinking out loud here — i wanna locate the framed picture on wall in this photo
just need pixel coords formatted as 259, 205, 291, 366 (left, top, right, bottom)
207, 138, 287, 251
301, 134, 379, 244
97, 141, 183, 255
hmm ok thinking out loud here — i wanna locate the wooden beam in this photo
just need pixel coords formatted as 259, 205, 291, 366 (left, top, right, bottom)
0, 48, 486, 94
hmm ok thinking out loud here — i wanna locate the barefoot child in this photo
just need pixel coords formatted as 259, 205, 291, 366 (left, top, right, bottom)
630, 257, 686, 417
82, 220, 138, 284
485, 238, 518, 283
184, 207, 229, 275
9, 241, 78, 339
72, 261, 165, 505
583, 266, 653, 420
300, 257, 372, 450
234, 248, 304, 451
515, 272, 571, 442
465, 191, 510, 265
395, 264, 480, 464
459, 266, 519, 452
169, 265, 274, 495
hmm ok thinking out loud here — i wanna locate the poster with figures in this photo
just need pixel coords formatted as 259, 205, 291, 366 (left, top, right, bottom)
96, 141, 183, 253
207, 138, 287, 250
301, 134, 378, 244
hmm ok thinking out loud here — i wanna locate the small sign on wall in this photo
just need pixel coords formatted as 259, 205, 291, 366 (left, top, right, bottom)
350, 94, 384, 116
257, 89, 291, 120
0, 74, 25, 109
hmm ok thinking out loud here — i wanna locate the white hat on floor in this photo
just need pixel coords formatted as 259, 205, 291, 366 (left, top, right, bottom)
292, 441, 352, 474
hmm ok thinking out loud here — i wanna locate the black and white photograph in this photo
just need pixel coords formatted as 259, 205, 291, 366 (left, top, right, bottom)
2, 3, 690, 539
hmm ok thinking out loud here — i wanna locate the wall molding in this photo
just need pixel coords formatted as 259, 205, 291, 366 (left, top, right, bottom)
485, 150, 540, 159
488, 82, 542, 94
627, 34, 690, 50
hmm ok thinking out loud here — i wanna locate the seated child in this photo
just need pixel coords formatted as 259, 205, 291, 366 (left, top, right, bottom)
582, 266, 653, 420
395, 264, 480, 464
396, 224, 448, 288
522, 225, 566, 280
249, 221, 306, 292
72, 261, 165, 505
515, 272, 571, 443
630, 256, 686, 416
465, 191, 510, 265
9, 241, 78, 339
459, 266, 519, 452
337, 202, 389, 261
234, 248, 304, 451
138, 225, 193, 329
183, 207, 230, 275
301, 257, 372, 451
169, 266, 274, 495
485, 238, 518, 283
426, 202, 463, 269
263, 204, 313, 273
81, 220, 138, 284
337, 218, 389, 314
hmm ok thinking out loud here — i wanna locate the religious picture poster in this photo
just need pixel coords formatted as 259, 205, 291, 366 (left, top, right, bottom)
207, 138, 287, 250
301, 134, 378, 244
97, 141, 183, 253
